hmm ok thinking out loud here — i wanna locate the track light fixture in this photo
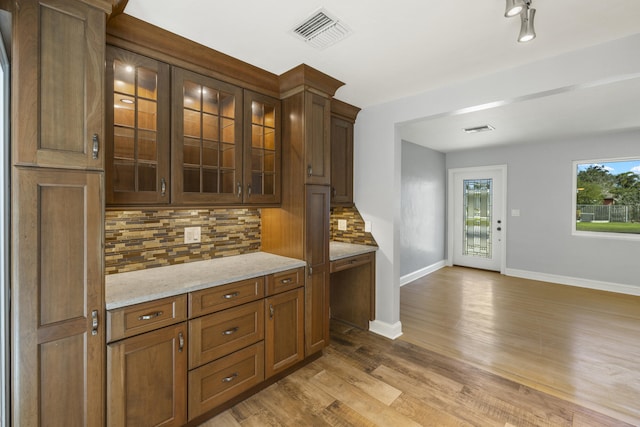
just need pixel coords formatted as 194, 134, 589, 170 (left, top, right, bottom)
504, 0, 536, 43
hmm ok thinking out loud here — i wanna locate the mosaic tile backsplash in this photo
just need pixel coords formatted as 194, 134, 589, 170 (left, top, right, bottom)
330, 206, 378, 247
105, 209, 261, 274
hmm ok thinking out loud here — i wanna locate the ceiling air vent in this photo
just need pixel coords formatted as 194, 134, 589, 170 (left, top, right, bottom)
291, 8, 352, 50
463, 125, 495, 133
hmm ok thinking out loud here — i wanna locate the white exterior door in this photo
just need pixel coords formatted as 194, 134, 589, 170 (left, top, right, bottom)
449, 166, 506, 272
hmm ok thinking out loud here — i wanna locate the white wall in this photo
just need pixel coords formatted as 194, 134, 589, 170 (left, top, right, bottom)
354, 33, 640, 338
400, 141, 445, 281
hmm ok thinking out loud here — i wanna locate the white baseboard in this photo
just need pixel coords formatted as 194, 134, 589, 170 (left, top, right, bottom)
400, 260, 446, 287
368, 320, 403, 340
505, 268, 640, 296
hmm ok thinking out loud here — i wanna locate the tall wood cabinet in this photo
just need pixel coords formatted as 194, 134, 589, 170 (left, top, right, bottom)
11, 0, 110, 425
262, 65, 343, 357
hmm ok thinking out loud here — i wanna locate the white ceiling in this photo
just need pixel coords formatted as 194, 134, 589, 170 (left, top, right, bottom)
124, 0, 640, 152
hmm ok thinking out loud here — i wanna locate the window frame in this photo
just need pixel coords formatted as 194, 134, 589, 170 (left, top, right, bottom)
572, 156, 640, 241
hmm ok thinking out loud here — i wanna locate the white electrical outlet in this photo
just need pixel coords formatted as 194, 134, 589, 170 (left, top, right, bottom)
337, 219, 347, 231
364, 221, 372, 233
184, 226, 201, 244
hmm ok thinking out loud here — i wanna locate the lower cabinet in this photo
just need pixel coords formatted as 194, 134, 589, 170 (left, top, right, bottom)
265, 287, 304, 378
107, 267, 306, 425
107, 323, 188, 427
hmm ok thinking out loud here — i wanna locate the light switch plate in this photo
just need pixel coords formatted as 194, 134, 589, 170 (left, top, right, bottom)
364, 221, 372, 233
511, 209, 521, 217
184, 226, 201, 244
337, 219, 347, 231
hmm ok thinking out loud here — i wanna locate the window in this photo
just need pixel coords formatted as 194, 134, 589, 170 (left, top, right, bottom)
573, 158, 640, 237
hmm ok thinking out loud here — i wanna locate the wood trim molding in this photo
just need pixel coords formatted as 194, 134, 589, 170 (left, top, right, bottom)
108, 0, 128, 21
106, 13, 280, 97
79, 0, 111, 13
279, 64, 345, 98
331, 98, 361, 122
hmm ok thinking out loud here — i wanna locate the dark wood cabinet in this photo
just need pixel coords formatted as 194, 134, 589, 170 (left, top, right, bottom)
13, 0, 106, 170
107, 323, 188, 427
11, 0, 109, 425
171, 67, 244, 205
330, 99, 360, 206
304, 185, 331, 355
330, 252, 376, 330
243, 90, 282, 204
106, 47, 171, 205
305, 92, 331, 185
264, 268, 305, 377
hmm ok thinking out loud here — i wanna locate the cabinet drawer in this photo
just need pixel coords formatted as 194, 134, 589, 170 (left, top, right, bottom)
330, 252, 373, 273
107, 294, 187, 342
266, 267, 304, 295
189, 300, 264, 369
189, 276, 265, 317
188, 342, 264, 421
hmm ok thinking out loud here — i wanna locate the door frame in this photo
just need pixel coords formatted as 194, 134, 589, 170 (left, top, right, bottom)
447, 165, 507, 274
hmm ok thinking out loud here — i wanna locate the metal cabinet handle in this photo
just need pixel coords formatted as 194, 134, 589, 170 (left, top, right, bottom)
138, 311, 163, 321
160, 178, 166, 197
222, 327, 239, 336
178, 332, 184, 352
280, 278, 292, 284
332, 187, 336, 198
92, 134, 99, 160
237, 182, 242, 198
269, 304, 274, 319
222, 373, 238, 383
223, 292, 239, 300
91, 310, 99, 336
247, 185, 252, 198
307, 166, 313, 177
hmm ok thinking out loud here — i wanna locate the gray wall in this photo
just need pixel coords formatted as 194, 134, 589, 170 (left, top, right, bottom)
354, 34, 640, 336
446, 129, 640, 288
400, 141, 445, 277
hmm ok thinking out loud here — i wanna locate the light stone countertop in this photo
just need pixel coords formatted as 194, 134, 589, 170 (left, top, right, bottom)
329, 241, 378, 261
105, 252, 306, 310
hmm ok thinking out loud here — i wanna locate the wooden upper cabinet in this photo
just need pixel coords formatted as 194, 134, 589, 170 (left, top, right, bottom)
330, 116, 353, 206
14, 0, 105, 170
171, 67, 244, 204
106, 47, 171, 205
330, 99, 360, 206
243, 90, 281, 204
304, 92, 331, 185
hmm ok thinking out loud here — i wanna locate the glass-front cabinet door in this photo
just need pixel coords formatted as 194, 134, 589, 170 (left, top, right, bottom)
106, 47, 170, 205
244, 91, 281, 204
172, 68, 243, 204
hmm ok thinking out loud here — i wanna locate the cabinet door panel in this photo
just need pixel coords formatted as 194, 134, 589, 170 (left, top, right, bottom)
243, 90, 281, 204
14, 0, 104, 169
12, 168, 104, 426
106, 47, 171, 205
305, 185, 330, 355
265, 287, 304, 378
330, 115, 354, 206
107, 323, 187, 427
172, 68, 243, 204
304, 93, 331, 185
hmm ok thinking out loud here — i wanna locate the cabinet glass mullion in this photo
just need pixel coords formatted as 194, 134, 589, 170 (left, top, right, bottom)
180, 77, 239, 198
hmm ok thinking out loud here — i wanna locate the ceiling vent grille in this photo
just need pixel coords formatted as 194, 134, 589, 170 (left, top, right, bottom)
291, 9, 352, 50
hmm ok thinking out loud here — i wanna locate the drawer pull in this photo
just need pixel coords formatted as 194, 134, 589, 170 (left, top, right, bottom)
280, 278, 292, 284
222, 372, 238, 383
223, 292, 239, 300
222, 327, 239, 336
138, 311, 163, 321
350, 259, 357, 264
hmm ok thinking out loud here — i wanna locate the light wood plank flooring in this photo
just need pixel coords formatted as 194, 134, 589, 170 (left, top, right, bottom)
400, 266, 640, 425
201, 318, 633, 425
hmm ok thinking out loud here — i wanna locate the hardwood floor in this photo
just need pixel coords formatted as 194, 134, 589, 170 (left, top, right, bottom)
400, 266, 640, 426
201, 314, 634, 425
